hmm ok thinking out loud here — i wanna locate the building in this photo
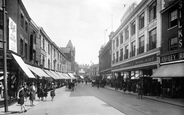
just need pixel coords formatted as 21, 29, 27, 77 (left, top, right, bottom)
152, 0, 184, 98
89, 64, 99, 80
110, 0, 162, 95
98, 34, 112, 79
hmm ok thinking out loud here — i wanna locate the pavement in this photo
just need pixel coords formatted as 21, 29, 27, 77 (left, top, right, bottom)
0, 84, 183, 114
105, 86, 184, 108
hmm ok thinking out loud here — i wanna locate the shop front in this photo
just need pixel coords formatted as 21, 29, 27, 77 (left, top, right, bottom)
112, 53, 159, 95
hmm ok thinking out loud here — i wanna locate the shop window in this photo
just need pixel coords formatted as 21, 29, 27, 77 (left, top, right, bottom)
131, 21, 136, 36
149, 1, 157, 22
139, 12, 144, 30
169, 10, 177, 28
138, 36, 144, 54
169, 37, 178, 51
148, 28, 157, 50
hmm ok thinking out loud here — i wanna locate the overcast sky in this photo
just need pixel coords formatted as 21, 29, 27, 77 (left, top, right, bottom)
22, 0, 141, 65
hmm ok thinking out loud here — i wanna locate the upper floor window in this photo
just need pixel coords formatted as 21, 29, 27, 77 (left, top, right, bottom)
149, 1, 156, 22
125, 27, 129, 40
20, 13, 24, 28
138, 36, 144, 54
131, 21, 136, 36
43, 38, 45, 50
0, 11, 3, 27
113, 53, 115, 63
148, 28, 157, 50
116, 51, 119, 62
139, 12, 144, 30
113, 40, 115, 49
169, 10, 177, 28
131, 41, 136, 57
48, 44, 51, 54
120, 48, 123, 61
124, 45, 129, 59
116, 37, 119, 47
120, 33, 123, 44
169, 37, 178, 51
25, 43, 28, 60
25, 21, 28, 32
20, 39, 23, 55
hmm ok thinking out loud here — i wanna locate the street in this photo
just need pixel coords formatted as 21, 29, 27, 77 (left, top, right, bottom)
16, 83, 184, 115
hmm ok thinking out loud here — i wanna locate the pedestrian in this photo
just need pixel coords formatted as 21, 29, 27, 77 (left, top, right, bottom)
43, 84, 48, 101
156, 82, 161, 98
37, 83, 44, 101
17, 85, 27, 113
137, 82, 143, 99
50, 83, 55, 101
29, 82, 36, 106
23, 82, 29, 102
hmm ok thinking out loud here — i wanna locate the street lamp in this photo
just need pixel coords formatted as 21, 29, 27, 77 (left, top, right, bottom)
2, 0, 8, 112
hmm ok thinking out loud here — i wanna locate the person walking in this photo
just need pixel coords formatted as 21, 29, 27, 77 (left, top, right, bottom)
50, 83, 55, 101
29, 82, 36, 106
17, 85, 27, 113
137, 82, 143, 99
37, 83, 44, 101
43, 84, 48, 101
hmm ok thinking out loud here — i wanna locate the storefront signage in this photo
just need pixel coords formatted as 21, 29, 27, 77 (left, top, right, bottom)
178, 0, 184, 48
9, 17, 17, 53
112, 54, 157, 70
160, 52, 184, 63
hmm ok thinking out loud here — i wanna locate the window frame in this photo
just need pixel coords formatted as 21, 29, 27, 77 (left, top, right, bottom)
148, 28, 157, 50
139, 12, 145, 30
169, 9, 178, 28
149, 1, 157, 22
169, 37, 178, 51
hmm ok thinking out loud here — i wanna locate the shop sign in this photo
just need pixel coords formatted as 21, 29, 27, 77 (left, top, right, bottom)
112, 54, 157, 70
160, 52, 184, 63
178, 0, 184, 48
9, 17, 17, 53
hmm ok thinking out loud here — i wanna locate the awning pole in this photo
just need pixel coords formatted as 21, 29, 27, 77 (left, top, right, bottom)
3, 0, 8, 112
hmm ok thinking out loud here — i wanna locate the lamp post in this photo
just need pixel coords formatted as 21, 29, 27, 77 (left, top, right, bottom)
2, 0, 8, 112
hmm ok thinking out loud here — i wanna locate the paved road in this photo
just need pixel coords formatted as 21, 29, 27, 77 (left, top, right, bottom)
10, 83, 184, 115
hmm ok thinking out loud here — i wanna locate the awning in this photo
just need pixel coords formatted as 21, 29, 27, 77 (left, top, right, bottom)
63, 73, 70, 79
68, 73, 76, 79
55, 72, 66, 79
151, 63, 184, 78
12, 54, 35, 78
49, 70, 62, 79
26, 64, 51, 79
43, 69, 57, 79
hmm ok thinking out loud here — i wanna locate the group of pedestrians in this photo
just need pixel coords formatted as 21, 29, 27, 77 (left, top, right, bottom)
17, 82, 56, 113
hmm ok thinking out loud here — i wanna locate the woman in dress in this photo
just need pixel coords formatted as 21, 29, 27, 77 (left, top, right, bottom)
50, 83, 55, 101
17, 85, 27, 113
29, 82, 36, 106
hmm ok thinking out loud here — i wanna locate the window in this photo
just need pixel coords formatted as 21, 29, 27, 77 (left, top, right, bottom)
149, 2, 156, 22
131, 41, 136, 57
120, 48, 123, 61
43, 38, 45, 50
48, 59, 50, 69
0, 11, 3, 27
138, 36, 144, 54
169, 37, 178, 51
124, 45, 129, 59
169, 10, 177, 28
0, 29, 2, 48
125, 27, 129, 40
20, 39, 23, 55
48, 44, 50, 54
116, 51, 119, 62
25, 21, 28, 32
113, 53, 115, 63
20, 13, 24, 28
148, 28, 157, 50
116, 37, 119, 47
113, 40, 115, 49
139, 13, 144, 30
25, 43, 28, 60
120, 33, 123, 44
131, 21, 136, 35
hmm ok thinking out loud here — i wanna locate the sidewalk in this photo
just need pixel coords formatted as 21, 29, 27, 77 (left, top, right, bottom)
105, 86, 184, 107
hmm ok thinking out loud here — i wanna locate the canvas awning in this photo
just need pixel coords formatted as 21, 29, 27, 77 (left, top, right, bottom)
26, 64, 51, 79
63, 73, 70, 79
151, 63, 184, 78
12, 53, 35, 78
68, 73, 76, 79
43, 69, 57, 79
55, 72, 66, 79
49, 70, 62, 79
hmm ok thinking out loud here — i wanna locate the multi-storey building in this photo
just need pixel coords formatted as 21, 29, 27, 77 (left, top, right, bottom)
111, 0, 162, 95
99, 35, 112, 78
89, 64, 99, 80
152, 0, 184, 98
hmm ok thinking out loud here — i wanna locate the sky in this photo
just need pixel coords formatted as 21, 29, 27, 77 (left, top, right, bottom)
22, 0, 141, 65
